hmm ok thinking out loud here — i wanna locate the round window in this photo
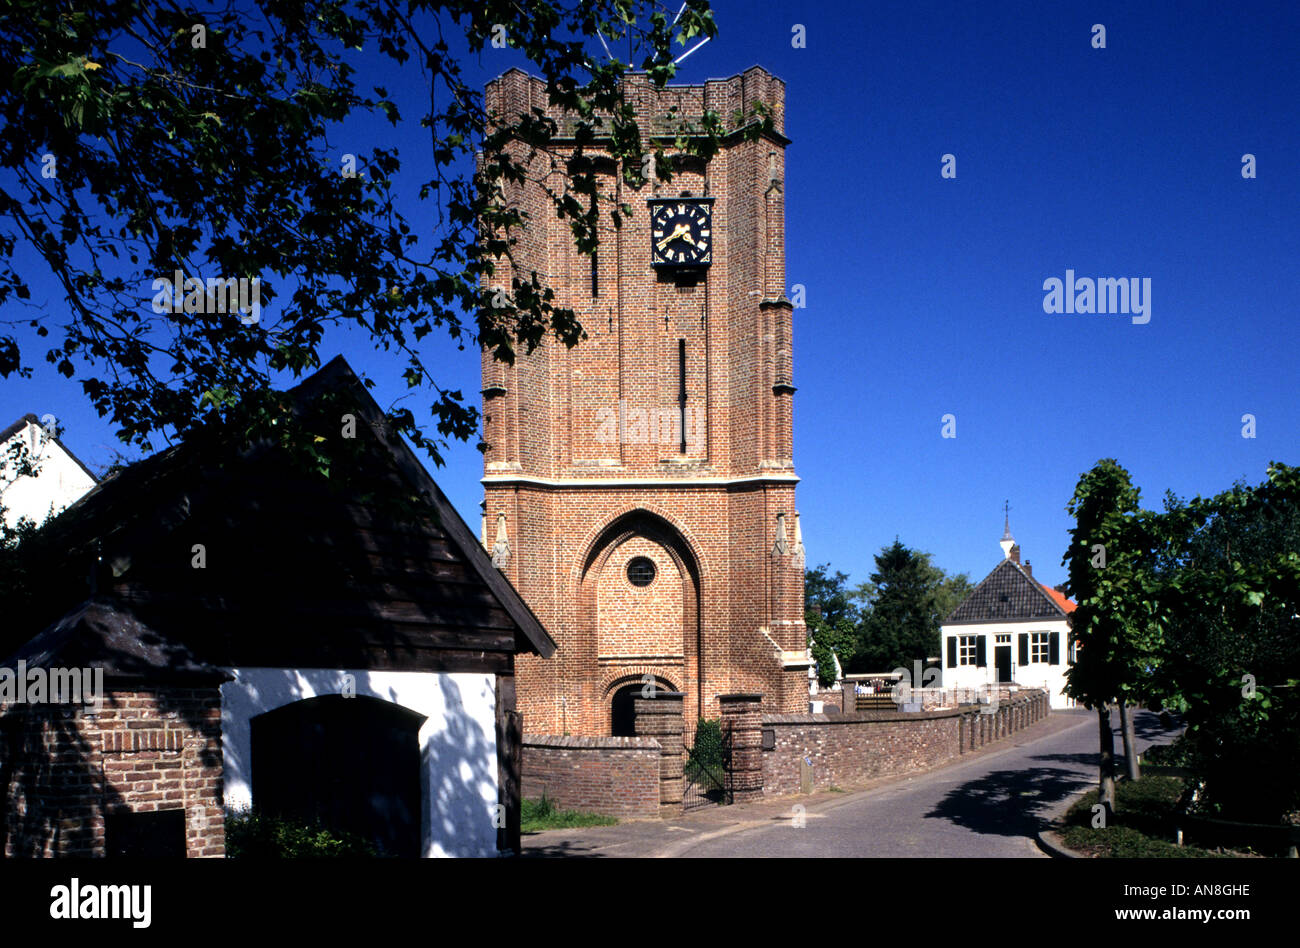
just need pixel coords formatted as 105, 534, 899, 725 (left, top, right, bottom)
627, 556, 656, 587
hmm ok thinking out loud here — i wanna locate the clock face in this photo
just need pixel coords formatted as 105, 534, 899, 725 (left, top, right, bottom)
650, 201, 712, 267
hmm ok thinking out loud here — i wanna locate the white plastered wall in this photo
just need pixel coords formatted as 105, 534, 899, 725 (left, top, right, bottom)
220, 667, 500, 857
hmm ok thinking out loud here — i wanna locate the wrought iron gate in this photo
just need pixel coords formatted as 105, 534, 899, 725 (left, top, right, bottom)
682, 720, 732, 810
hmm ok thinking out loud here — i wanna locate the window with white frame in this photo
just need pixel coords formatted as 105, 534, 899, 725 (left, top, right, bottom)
995, 633, 1010, 644
959, 635, 979, 665
1030, 631, 1051, 663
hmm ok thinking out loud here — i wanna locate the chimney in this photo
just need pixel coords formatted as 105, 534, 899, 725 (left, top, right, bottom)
1009, 543, 1021, 564
1024, 559, 1032, 578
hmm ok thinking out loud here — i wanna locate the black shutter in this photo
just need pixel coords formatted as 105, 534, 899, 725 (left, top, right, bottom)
975, 636, 987, 668
1019, 633, 1030, 666
947, 636, 957, 668
1049, 631, 1060, 665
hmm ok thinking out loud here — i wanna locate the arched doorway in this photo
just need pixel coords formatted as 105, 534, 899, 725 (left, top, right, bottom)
251, 694, 426, 856
610, 683, 640, 737
608, 676, 678, 737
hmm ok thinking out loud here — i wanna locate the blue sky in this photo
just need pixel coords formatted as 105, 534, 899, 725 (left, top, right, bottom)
4, 0, 1297, 592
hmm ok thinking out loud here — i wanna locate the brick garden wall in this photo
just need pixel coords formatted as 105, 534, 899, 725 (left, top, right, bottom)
810, 690, 843, 712
0, 685, 225, 857
521, 734, 662, 819
762, 691, 1048, 797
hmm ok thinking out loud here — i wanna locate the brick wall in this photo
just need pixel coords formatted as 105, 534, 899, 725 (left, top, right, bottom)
520, 734, 662, 820
1, 685, 225, 857
809, 690, 843, 712
762, 691, 1048, 797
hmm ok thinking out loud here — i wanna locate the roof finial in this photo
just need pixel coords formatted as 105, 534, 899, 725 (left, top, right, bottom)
999, 500, 1016, 559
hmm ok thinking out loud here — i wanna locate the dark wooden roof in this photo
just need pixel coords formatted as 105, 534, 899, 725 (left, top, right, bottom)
3, 357, 554, 675
944, 557, 1068, 624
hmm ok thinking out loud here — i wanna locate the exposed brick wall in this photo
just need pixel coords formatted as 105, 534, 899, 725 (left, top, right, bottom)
762, 691, 1049, 797
1, 685, 225, 857
520, 735, 662, 820
481, 67, 809, 736
810, 690, 843, 712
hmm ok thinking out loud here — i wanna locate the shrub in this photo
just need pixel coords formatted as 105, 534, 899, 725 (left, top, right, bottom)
690, 717, 724, 772
225, 811, 379, 858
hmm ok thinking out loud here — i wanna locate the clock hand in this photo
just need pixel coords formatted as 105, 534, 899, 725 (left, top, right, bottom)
656, 226, 687, 251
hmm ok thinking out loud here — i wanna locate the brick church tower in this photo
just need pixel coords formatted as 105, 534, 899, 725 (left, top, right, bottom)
480, 67, 808, 736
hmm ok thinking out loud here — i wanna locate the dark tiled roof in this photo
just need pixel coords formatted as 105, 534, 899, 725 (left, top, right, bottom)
4, 597, 229, 684
945, 558, 1068, 623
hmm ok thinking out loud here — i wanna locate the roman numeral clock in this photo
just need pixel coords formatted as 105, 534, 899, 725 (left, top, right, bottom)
649, 198, 713, 268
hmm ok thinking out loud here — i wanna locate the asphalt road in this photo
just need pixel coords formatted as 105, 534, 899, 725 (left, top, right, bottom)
678, 708, 1177, 858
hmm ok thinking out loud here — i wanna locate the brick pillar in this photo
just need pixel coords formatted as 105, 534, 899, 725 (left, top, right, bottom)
635, 692, 684, 814
719, 693, 764, 803
842, 687, 856, 713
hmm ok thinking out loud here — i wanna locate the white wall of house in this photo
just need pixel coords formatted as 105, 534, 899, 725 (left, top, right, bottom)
940, 618, 1076, 709
220, 667, 500, 857
0, 419, 97, 529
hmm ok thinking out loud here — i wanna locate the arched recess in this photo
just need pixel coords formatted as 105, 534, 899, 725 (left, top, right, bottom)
579, 510, 704, 724
605, 674, 680, 737
250, 694, 426, 857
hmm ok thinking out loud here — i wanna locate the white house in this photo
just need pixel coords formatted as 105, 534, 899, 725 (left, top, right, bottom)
0, 414, 98, 530
941, 519, 1077, 709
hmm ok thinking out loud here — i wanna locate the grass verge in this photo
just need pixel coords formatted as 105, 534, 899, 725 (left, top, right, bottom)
1059, 776, 1247, 858
522, 793, 619, 832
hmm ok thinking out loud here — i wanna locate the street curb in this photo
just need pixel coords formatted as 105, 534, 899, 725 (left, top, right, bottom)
1036, 826, 1083, 858
1034, 771, 1144, 859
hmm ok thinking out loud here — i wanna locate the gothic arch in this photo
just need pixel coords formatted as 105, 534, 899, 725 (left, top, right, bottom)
575, 508, 706, 727
576, 507, 704, 587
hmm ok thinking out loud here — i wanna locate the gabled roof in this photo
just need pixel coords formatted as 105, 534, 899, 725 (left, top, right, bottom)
293, 356, 555, 659
945, 557, 1071, 624
1, 413, 100, 485
5, 356, 554, 667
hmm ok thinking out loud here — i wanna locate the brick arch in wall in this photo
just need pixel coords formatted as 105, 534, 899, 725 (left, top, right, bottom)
576, 509, 704, 728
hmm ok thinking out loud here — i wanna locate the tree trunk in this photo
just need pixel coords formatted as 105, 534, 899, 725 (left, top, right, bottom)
1097, 704, 1116, 822
1118, 700, 1140, 781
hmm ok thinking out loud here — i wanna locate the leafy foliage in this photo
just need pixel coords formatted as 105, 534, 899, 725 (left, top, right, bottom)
1063, 458, 1300, 824
805, 547, 969, 681
857, 540, 964, 672
1061, 777, 1231, 858
688, 716, 724, 772
225, 810, 379, 858
0, 0, 768, 465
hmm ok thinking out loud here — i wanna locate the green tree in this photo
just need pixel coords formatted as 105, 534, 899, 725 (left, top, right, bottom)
856, 540, 951, 673
1062, 458, 1152, 821
1, 0, 763, 464
804, 563, 860, 687
1145, 463, 1300, 823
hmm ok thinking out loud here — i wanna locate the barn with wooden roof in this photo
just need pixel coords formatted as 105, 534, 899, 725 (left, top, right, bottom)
0, 356, 553, 857
939, 516, 1076, 709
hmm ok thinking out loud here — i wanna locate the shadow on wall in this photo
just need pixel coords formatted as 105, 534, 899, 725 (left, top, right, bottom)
0, 686, 219, 857
422, 675, 497, 857
222, 667, 499, 858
